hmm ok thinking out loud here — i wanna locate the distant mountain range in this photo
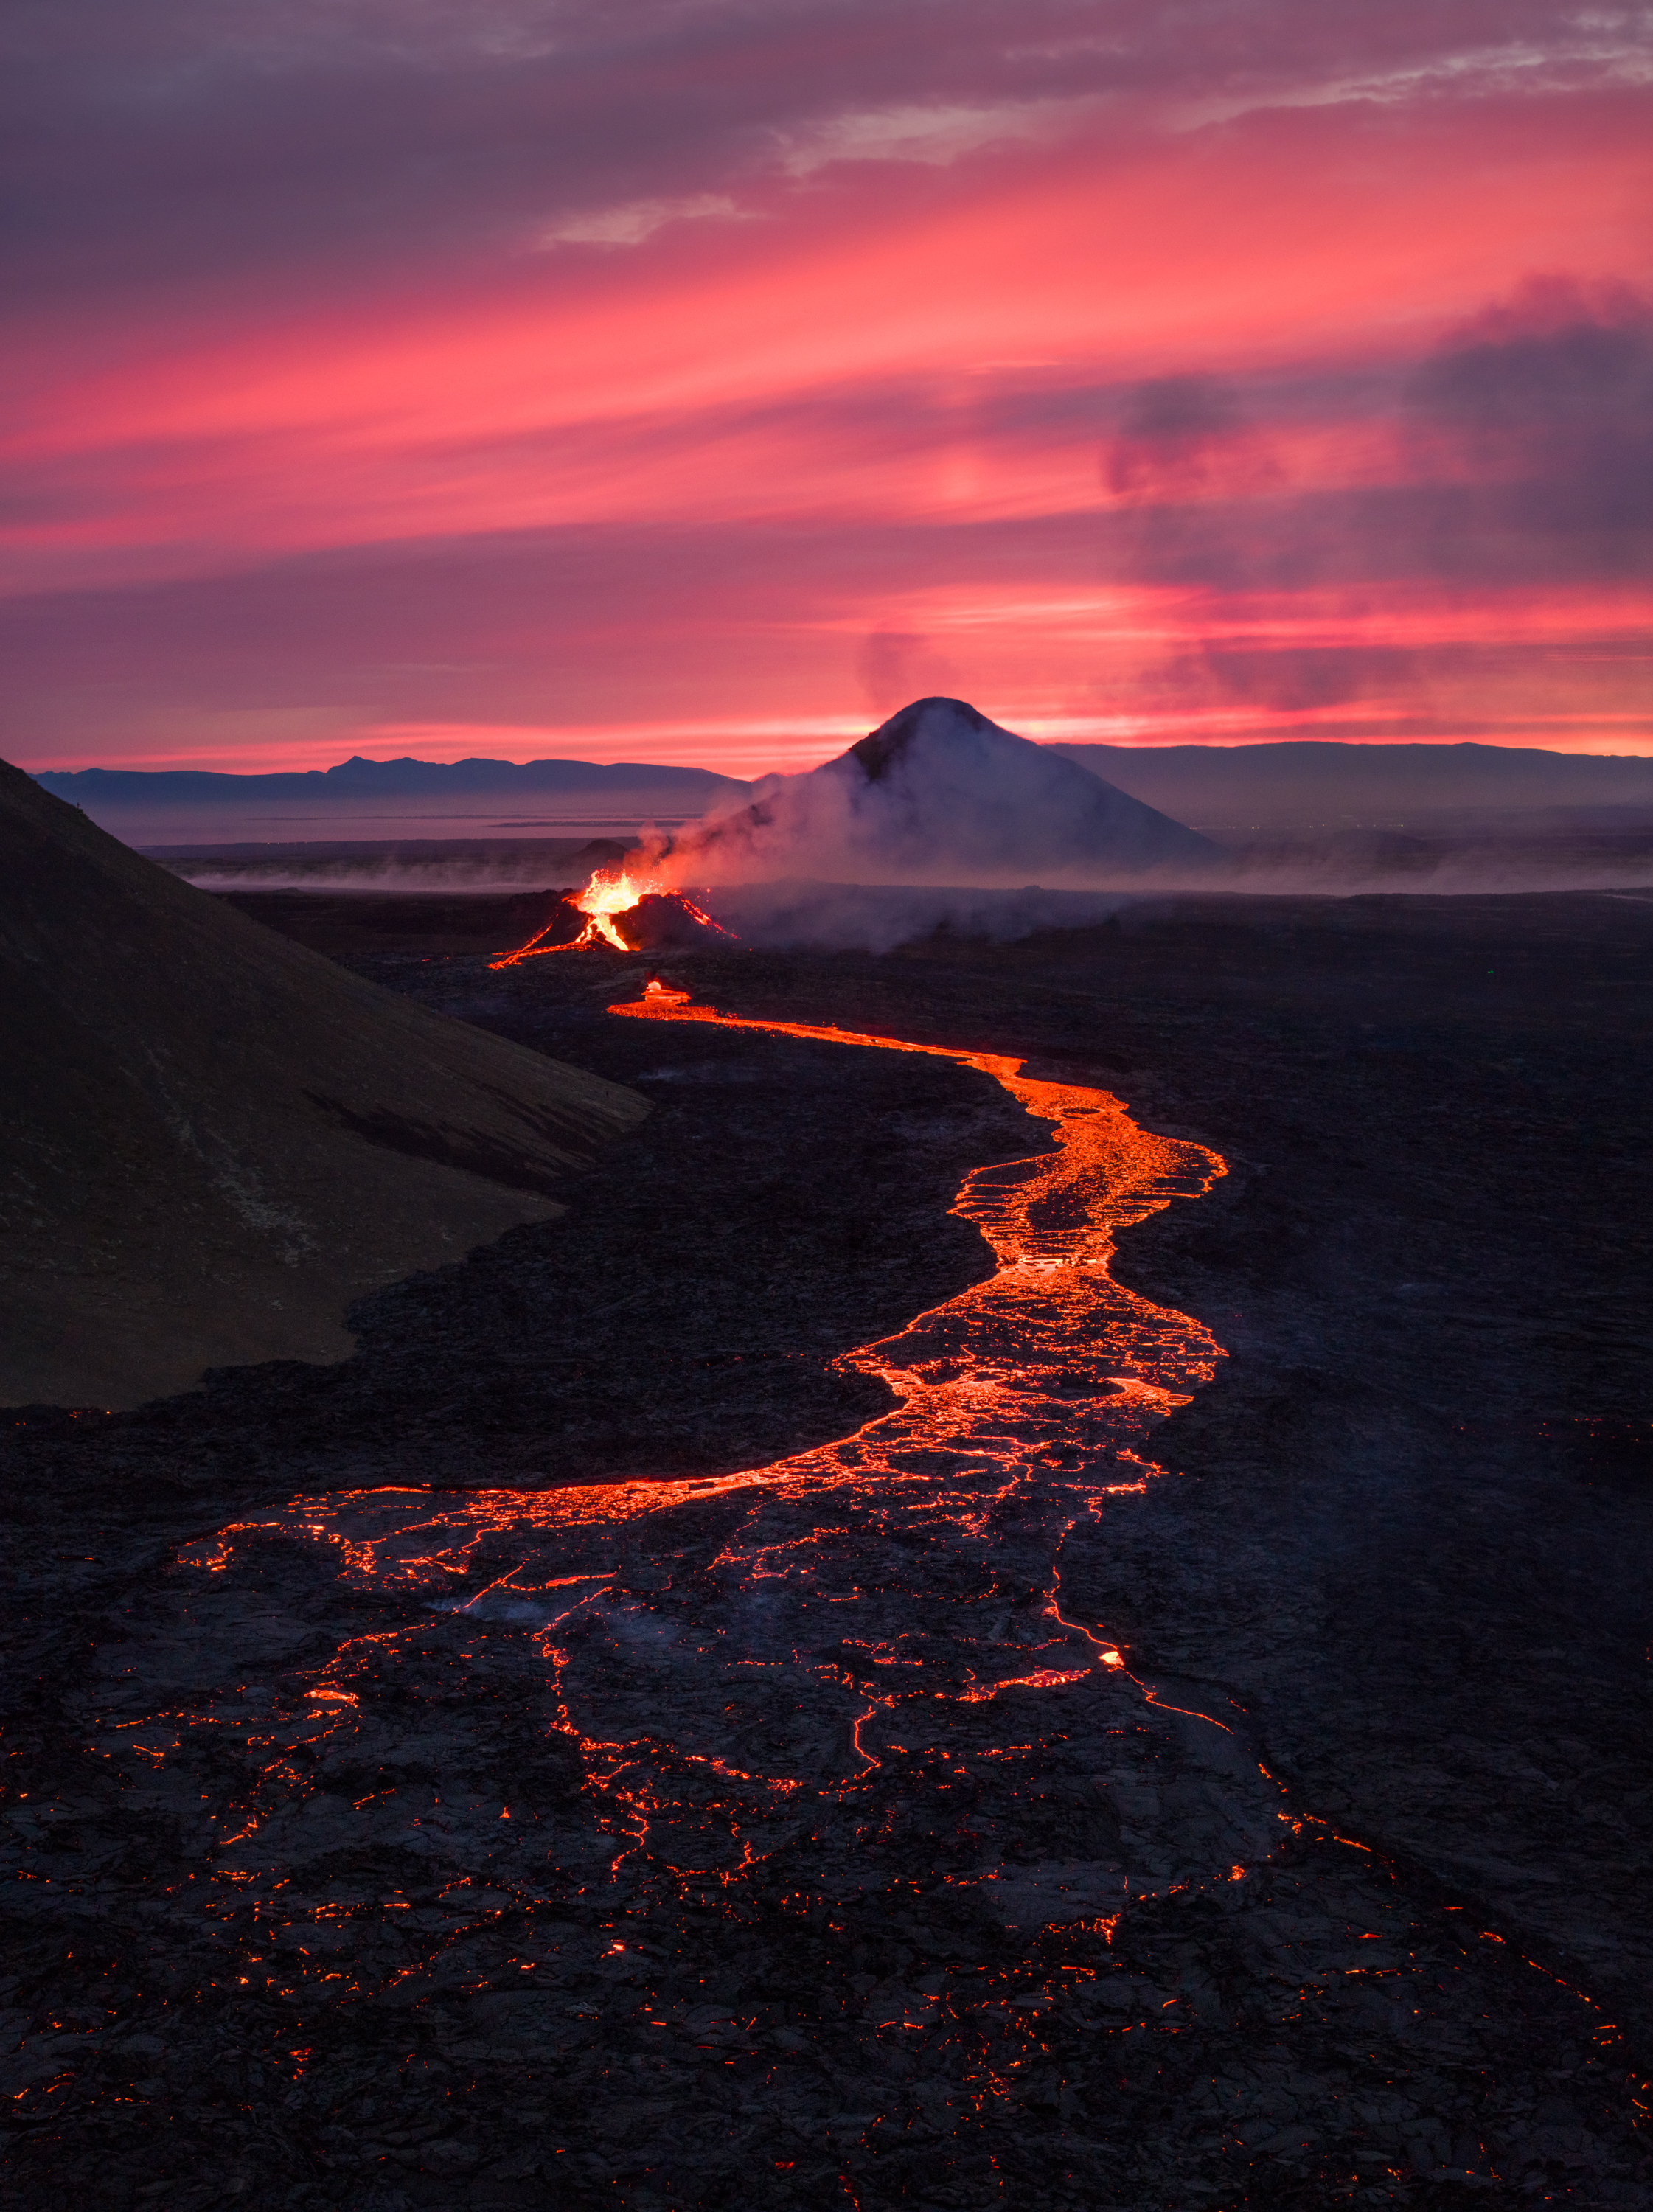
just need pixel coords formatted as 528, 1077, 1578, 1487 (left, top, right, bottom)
32, 755, 754, 845
29, 739, 1653, 848
1050, 741, 1653, 832
35, 754, 749, 801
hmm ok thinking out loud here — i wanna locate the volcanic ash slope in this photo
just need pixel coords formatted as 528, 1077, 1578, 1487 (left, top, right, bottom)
665, 697, 1222, 885
0, 760, 647, 1411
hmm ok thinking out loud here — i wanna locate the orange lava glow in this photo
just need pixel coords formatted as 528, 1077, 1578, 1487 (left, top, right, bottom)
490, 866, 659, 961
179, 984, 1287, 1891
489, 872, 734, 964
80, 983, 1343, 2088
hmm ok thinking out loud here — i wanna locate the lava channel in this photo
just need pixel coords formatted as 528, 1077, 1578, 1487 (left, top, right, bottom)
102, 980, 1292, 2064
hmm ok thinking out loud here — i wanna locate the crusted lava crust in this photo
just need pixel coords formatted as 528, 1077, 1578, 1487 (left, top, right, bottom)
4, 888, 1651, 2210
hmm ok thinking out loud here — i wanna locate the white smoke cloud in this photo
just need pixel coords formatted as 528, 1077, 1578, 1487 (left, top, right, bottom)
646, 698, 1221, 891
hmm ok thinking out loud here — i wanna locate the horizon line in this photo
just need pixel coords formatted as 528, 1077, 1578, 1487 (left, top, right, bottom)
27, 723, 1653, 780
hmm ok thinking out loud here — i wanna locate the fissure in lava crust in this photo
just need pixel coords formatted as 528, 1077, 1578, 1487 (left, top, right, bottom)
44, 980, 1447, 2187
139, 982, 1290, 1941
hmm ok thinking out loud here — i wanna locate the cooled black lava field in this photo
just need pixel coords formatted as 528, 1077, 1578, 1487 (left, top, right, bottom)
4, 889, 1652, 2211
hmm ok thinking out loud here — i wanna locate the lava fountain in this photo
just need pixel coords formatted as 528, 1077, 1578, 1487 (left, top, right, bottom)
490, 868, 733, 964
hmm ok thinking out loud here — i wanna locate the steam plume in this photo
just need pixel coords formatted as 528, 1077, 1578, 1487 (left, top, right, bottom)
647, 698, 1220, 889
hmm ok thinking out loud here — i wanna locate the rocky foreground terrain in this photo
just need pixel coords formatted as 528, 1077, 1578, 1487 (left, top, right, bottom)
4, 888, 1650, 2208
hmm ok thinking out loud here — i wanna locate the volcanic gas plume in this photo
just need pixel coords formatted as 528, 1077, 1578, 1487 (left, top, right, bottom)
484, 700, 1220, 964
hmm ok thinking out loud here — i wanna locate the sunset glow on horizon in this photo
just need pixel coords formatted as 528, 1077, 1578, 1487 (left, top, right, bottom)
5, 3, 1649, 776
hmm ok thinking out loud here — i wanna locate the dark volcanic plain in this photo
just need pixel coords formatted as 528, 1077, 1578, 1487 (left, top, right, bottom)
4, 888, 1652, 2210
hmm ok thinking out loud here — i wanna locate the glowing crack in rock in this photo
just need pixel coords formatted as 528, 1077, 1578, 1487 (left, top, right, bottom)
93, 982, 1299, 2071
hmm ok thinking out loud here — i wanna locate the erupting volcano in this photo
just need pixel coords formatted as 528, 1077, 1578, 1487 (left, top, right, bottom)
481, 698, 1221, 974
492, 867, 735, 963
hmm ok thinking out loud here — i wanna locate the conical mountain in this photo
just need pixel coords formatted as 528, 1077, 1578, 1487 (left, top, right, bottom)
667, 698, 1222, 883
0, 759, 646, 1409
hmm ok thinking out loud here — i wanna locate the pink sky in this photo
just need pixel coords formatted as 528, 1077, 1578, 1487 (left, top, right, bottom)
4, 3, 1649, 775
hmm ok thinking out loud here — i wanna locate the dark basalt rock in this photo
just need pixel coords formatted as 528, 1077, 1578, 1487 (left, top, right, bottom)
0, 762, 644, 1408
217, 886, 585, 958
613, 893, 734, 952
2, 888, 1650, 2209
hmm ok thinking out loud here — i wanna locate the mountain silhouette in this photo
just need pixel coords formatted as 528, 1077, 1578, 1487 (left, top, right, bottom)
1, 759, 645, 1408
664, 698, 1222, 883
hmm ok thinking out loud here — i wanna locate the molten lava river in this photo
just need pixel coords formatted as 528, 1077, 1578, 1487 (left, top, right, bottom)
73, 981, 1328, 2192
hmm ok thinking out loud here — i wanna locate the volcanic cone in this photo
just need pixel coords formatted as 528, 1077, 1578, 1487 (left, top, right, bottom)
658, 697, 1223, 885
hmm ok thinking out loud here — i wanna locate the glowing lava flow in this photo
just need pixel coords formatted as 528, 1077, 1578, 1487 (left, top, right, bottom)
617, 975, 1219, 1265
489, 872, 733, 964
80, 978, 1305, 2119
153, 978, 1290, 1899
35, 986, 1634, 2193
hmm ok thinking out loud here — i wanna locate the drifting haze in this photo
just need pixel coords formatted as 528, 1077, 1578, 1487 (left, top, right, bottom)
5, 3, 1649, 775
627, 702, 1653, 942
